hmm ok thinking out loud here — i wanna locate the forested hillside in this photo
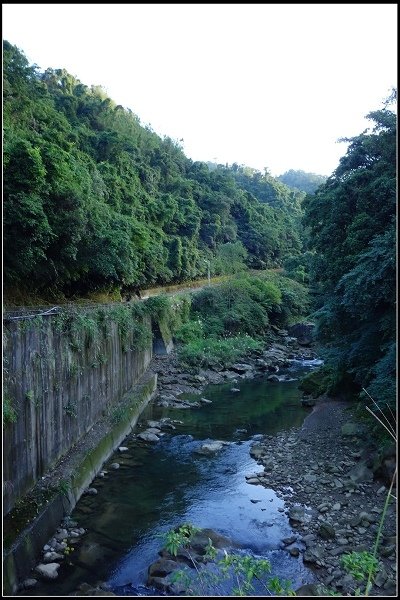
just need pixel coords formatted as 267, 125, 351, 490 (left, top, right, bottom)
278, 169, 327, 194
304, 92, 396, 416
4, 41, 302, 301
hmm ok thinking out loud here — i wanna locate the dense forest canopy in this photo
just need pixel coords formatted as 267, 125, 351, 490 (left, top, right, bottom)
278, 169, 327, 194
3, 41, 305, 300
303, 91, 396, 415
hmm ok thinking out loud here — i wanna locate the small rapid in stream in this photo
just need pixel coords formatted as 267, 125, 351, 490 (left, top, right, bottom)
22, 361, 321, 596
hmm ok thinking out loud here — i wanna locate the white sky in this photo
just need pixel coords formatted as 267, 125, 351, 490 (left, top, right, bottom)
2, 3, 397, 177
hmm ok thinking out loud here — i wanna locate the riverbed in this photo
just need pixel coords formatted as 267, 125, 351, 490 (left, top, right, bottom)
20, 365, 318, 596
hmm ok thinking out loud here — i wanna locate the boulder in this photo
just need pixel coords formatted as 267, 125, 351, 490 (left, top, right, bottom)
288, 506, 306, 523
190, 528, 232, 553
43, 551, 64, 563
296, 583, 328, 596
20, 579, 38, 590
35, 563, 60, 580
138, 432, 160, 442
54, 529, 68, 541
231, 363, 253, 374
288, 323, 315, 346
148, 558, 180, 578
318, 522, 336, 540
348, 461, 373, 483
195, 441, 228, 455
267, 375, 280, 382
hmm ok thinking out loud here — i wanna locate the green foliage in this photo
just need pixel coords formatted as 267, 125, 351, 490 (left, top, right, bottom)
174, 319, 204, 344
174, 273, 308, 370
304, 94, 396, 419
64, 400, 78, 418
219, 553, 272, 596
299, 366, 335, 398
163, 524, 201, 557
341, 551, 378, 583
284, 251, 314, 284
3, 395, 18, 425
260, 272, 310, 325
161, 523, 295, 597
277, 169, 327, 194
58, 479, 71, 497
178, 336, 262, 370
4, 41, 303, 301
191, 275, 282, 338
213, 242, 248, 275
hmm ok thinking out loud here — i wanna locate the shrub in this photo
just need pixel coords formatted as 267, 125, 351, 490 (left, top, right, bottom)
178, 335, 262, 370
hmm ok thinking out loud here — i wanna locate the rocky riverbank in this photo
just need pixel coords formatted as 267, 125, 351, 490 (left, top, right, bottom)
15, 323, 396, 596
151, 324, 318, 410
247, 398, 397, 596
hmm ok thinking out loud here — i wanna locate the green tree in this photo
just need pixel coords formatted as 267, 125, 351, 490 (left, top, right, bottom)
304, 93, 396, 417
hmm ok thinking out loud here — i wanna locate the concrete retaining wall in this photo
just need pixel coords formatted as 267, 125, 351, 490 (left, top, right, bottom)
3, 371, 157, 595
3, 306, 153, 516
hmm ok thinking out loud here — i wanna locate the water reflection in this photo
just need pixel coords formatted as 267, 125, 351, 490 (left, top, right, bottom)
23, 368, 317, 596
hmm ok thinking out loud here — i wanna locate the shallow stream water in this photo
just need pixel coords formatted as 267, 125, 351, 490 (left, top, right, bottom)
23, 362, 320, 596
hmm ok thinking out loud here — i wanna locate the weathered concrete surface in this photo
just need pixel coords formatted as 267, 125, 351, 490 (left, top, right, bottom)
3, 371, 157, 596
3, 311, 153, 516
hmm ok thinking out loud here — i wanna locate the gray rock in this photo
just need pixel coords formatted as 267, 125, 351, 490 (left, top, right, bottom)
267, 375, 280, 382
282, 536, 297, 546
54, 529, 68, 541
191, 528, 232, 552
148, 558, 180, 578
303, 545, 324, 563
348, 462, 373, 483
54, 541, 67, 552
200, 397, 212, 404
246, 477, 261, 485
118, 447, 129, 452
21, 579, 38, 589
35, 563, 60, 580
318, 522, 336, 540
110, 463, 120, 469
295, 583, 326, 596
288, 506, 306, 523
249, 444, 265, 459
289, 547, 300, 557
84, 487, 98, 495
138, 432, 160, 442
288, 323, 315, 346
195, 441, 227, 455
43, 551, 64, 562
231, 363, 253, 373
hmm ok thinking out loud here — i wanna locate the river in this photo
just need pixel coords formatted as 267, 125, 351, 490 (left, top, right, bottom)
21, 362, 320, 596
